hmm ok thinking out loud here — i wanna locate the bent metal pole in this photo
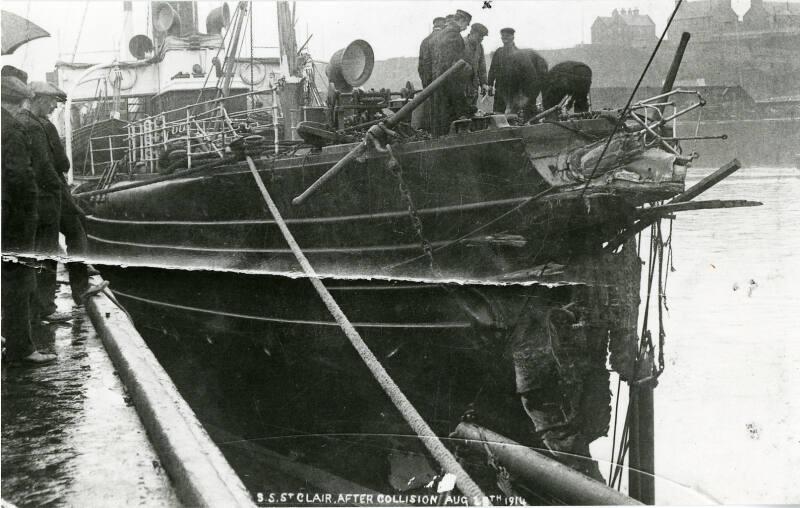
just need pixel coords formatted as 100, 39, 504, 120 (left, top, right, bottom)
246, 155, 491, 506
292, 59, 471, 206
452, 423, 642, 506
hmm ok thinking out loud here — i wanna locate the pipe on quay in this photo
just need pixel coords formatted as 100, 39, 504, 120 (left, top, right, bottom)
451, 423, 642, 506
84, 276, 256, 508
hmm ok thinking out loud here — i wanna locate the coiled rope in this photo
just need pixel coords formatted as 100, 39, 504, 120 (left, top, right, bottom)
245, 155, 490, 506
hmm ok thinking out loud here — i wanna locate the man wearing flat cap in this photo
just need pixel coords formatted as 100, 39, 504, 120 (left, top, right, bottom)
417, 17, 448, 132
28, 82, 95, 313
1, 69, 57, 364
418, 17, 446, 89
430, 10, 472, 135
16, 81, 73, 323
463, 23, 488, 112
488, 27, 517, 113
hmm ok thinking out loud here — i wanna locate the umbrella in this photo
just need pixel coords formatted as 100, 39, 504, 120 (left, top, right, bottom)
1, 10, 50, 55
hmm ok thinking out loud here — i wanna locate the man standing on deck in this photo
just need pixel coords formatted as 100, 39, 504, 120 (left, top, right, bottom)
28, 81, 98, 307
16, 80, 72, 324
1, 69, 58, 365
430, 9, 472, 136
418, 16, 446, 88
463, 23, 489, 115
488, 27, 517, 114
416, 16, 446, 133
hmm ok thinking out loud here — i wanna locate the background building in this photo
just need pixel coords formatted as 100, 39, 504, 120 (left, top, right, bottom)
591, 8, 656, 47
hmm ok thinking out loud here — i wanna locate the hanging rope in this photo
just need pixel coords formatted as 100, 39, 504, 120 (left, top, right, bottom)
244, 155, 490, 506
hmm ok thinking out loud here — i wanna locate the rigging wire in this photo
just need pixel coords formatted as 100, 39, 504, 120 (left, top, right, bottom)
71, 0, 91, 64
578, 0, 684, 197
192, 4, 241, 106
249, 0, 255, 102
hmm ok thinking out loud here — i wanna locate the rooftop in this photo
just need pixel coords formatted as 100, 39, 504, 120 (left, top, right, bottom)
594, 8, 655, 27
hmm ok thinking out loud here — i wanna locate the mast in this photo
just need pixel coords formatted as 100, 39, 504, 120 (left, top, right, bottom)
276, 1, 300, 77
221, 2, 249, 97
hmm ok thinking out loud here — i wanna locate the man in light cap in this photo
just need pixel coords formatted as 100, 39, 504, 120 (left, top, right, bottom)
17, 81, 73, 324
29, 82, 97, 307
430, 10, 472, 135
463, 23, 488, 113
488, 27, 517, 113
1, 70, 57, 364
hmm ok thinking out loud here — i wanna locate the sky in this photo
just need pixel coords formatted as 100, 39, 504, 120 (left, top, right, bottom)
0, 0, 768, 82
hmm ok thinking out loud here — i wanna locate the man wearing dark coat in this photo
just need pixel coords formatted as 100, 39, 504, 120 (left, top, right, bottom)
418, 16, 446, 88
542, 61, 593, 112
416, 16, 446, 133
1, 70, 57, 365
430, 9, 471, 136
29, 81, 94, 305
16, 83, 71, 323
463, 23, 488, 114
488, 27, 517, 113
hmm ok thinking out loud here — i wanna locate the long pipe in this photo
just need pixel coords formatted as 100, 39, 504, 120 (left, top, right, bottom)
452, 423, 642, 506
629, 33, 692, 505
292, 59, 470, 205
660, 32, 691, 98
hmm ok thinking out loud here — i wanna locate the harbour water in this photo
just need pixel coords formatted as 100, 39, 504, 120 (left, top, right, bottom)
592, 165, 800, 504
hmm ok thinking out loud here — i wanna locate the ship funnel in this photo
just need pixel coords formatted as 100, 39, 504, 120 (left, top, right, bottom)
154, 2, 181, 35
326, 39, 374, 92
129, 34, 155, 60
206, 3, 230, 34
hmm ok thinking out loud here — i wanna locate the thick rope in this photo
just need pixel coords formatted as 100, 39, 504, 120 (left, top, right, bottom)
245, 156, 490, 505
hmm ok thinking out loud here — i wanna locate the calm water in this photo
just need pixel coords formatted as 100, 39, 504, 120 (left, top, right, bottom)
591, 166, 800, 504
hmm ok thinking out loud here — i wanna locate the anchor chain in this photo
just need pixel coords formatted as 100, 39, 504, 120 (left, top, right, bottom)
384, 144, 439, 277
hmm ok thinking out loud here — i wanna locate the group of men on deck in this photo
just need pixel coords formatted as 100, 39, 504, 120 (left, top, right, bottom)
1, 65, 102, 366
418, 12, 593, 135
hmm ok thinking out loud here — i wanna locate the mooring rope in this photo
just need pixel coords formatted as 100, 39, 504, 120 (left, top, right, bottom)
244, 156, 490, 505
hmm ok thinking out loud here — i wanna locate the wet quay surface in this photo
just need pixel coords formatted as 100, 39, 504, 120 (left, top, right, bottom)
1, 275, 180, 507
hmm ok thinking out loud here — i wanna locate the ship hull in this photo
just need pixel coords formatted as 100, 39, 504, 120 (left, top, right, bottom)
98, 264, 550, 486
85, 119, 683, 284
84, 118, 654, 495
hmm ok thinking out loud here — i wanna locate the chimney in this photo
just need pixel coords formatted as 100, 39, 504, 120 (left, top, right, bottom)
613, 8, 619, 17
633, 8, 639, 15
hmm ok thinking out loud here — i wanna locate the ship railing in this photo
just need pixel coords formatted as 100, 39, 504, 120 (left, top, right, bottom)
87, 132, 129, 176
628, 89, 705, 155
124, 89, 283, 172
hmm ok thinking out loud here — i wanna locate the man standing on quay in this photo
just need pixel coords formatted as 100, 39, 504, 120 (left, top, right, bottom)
1, 69, 57, 364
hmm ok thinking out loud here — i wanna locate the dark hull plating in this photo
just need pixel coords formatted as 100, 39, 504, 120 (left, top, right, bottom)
86, 120, 683, 283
